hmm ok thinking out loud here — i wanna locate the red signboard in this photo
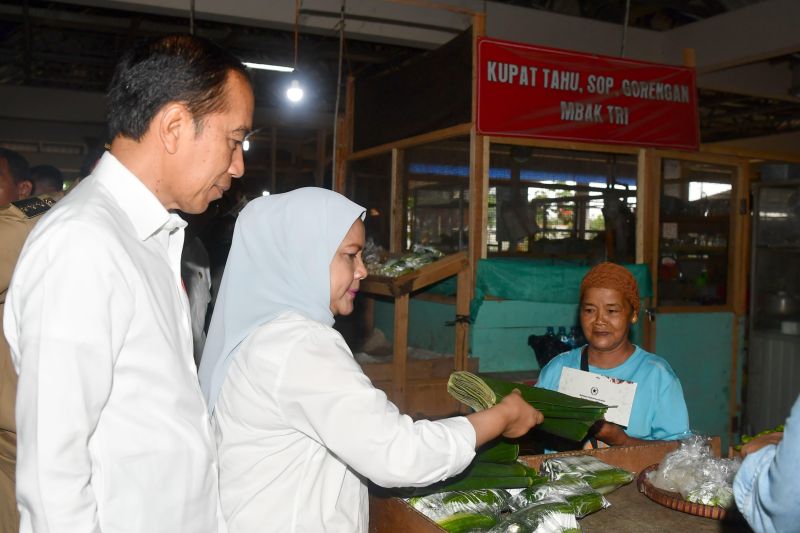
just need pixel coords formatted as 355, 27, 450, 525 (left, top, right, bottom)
477, 38, 699, 150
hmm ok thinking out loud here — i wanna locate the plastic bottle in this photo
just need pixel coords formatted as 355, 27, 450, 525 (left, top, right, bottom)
545, 326, 556, 338
557, 326, 568, 346
567, 326, 579, 349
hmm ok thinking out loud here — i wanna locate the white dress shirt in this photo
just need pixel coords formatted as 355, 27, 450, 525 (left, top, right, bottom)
4, 153, 224, 533
214, 311, 476, 533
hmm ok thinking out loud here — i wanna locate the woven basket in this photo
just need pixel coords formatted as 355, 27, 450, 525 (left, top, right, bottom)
636, 463, 728, 520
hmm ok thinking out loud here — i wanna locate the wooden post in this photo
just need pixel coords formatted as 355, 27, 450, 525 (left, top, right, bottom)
728, 160, 751, 446
468, 12, 487, 295
392, 293, 409, 412
637, 148, 658, 352
390, 148, 405, 253
334, 76, 355, 193
455, 268, 470, 372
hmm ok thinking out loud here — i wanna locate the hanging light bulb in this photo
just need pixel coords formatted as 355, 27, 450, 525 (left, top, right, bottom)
242, 139, 250, 151
286, 80, 304, 103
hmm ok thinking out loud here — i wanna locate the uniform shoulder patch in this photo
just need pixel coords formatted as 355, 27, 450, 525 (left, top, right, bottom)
10, 196, 56, 219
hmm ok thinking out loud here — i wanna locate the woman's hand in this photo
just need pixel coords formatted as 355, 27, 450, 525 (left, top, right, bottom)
497, 389, 544, 438
592, 421, 631, 447
741, 432, 783, 457
466, 389, 544, 447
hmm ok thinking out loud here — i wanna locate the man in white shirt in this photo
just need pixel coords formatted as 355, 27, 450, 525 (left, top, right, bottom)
4, 34, 254, 533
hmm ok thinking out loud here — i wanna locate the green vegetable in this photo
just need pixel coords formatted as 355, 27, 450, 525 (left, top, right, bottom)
476, 440, 520, 464
441, 489, 511, 509
540, 455, 634, 494
734, 424, 785, 451
436, 512, 496, 532
448, 371, 608, 441
515, 479, 608, 518
410, 475, 546, 497
491, 499, 578, 533
466, 462, 538, 478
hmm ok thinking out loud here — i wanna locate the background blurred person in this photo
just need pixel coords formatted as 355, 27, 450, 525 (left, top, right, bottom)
0, 148, 33, 205
29, 164, 64, 195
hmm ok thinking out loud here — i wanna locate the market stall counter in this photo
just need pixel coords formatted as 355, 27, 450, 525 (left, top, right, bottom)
368, 438, 753, 532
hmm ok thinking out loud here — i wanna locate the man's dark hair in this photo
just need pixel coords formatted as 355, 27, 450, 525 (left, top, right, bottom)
30, 164, 64, 193
107, 34, 249, 141
0, 147, 30, 184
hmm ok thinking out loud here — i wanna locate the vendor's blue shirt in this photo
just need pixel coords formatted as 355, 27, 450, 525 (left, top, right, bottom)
536, 345, 690, 441
734, 394, 800, 533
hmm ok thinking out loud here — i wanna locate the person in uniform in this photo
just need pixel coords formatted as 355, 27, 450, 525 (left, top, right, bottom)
0, 193, 61, 533
0, 148, 33, 206
4, 34, 254, 533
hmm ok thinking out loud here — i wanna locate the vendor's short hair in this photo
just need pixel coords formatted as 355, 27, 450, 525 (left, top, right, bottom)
107, 34, 249, 141
580, 262, 640, 315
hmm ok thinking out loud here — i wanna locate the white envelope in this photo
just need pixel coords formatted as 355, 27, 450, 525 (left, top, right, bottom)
557, 367, 637, 427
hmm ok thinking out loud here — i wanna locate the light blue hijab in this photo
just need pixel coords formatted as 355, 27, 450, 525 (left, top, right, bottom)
198, 187, 366, 413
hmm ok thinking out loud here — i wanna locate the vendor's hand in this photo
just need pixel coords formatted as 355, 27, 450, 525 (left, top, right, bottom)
497, 389, 544, 438
592, 420, 630, 447
741, 432, 783, 457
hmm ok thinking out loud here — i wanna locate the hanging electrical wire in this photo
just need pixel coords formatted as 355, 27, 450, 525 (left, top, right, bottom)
620, 0, 631, 57
331, 0, 346, 184
189, 0, 196, 35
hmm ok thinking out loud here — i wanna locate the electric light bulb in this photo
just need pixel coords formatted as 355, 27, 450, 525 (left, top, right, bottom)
286, 80, 304, 102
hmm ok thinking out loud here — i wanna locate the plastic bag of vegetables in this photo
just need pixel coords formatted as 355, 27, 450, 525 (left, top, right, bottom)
539, 455, 634, 495
408, 489, 511, 531
488, 495, 580, 533
647, 435, 740, 508
511, 479, 609, 518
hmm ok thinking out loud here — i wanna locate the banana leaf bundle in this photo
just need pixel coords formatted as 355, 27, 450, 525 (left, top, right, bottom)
447, 371, 608, 442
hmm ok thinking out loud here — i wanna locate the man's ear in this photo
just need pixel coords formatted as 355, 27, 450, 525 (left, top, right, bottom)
17, 179, 33, 199
158, 103, 191, 155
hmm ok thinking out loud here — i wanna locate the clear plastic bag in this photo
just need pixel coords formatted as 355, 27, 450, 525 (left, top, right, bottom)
646, 435, 740, 508
539, 455, 634, 495
488, 495, 580, 533
511, 479, 610, 518
407, 488, 511, 522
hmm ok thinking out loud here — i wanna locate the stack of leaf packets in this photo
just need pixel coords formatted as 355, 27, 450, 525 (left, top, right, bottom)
447, 371, 609, 442
402, 440, 623, 532
405, 441, 546, 497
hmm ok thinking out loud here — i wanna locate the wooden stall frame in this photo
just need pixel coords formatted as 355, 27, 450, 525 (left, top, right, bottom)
359, 252, 470, 413
331, 8, 787, 438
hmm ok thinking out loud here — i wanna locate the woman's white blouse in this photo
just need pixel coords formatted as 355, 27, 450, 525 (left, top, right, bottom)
214, 311, 476, 533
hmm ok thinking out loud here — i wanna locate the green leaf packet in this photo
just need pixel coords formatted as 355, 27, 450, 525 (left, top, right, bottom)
511, 479, 610, 518
487, 495, 580, 533
539, 455, 634, 495
408, 488, 512, 523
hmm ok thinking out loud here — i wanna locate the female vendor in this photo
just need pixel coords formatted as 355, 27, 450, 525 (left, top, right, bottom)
198, 188, 543, 532
536, 262, 690, 447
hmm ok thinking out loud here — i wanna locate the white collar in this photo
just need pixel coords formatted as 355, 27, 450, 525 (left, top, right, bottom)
93, 152, 185, 240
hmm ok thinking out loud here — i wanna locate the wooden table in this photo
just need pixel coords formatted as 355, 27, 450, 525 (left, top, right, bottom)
581, 482, 752, 532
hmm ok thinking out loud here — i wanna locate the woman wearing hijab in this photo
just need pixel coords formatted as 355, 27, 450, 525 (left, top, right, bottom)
536, 262, 690, 447
198, 188, 543, 532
